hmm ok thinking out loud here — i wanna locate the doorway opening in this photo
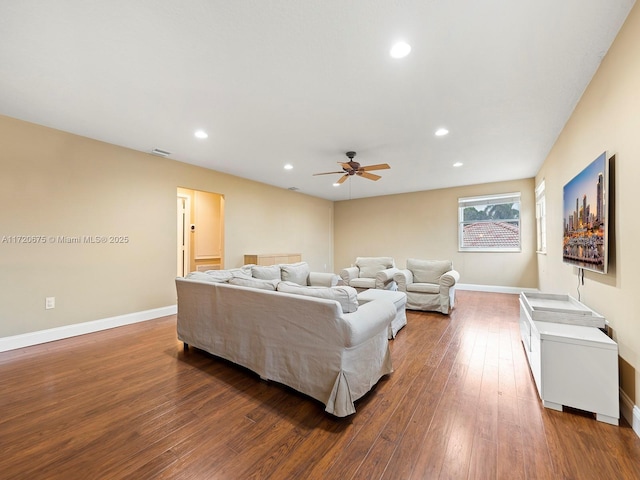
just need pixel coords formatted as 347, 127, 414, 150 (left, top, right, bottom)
177, 187, 225, 277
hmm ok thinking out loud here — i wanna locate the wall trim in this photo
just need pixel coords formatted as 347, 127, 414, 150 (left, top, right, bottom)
620, 388, 640, 439
0, 305, 177, 353
457, 283, 539, 295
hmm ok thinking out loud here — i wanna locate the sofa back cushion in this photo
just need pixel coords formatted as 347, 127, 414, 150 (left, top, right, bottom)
356, 257, 395, 278
228, 265, 254, 278
277, 281, 358, 313
408, 259, 452, 284
251, 264, 281, 280
280, 262, 310, 285
185, 271, 232, 283
229, 277, 280, 291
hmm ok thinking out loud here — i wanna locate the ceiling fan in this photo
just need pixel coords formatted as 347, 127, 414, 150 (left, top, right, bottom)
313, 151, 390, 184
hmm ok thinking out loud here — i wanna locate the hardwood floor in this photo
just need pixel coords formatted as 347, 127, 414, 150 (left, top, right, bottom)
1, 290, 639, 479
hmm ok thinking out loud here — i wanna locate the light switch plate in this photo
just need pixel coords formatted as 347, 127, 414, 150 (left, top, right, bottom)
45, 297, 55, 309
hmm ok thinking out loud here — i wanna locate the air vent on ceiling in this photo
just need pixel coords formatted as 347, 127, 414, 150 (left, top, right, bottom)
151, 148, 171, 157
288, 187, 299, 191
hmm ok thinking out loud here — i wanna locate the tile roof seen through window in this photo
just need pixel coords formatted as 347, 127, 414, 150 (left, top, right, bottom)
463, 222, 520, 248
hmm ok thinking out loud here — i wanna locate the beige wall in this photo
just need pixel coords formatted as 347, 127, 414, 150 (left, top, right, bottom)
536, 4, 640, 403
334, 178, 538, 289
0, 115, 333, 337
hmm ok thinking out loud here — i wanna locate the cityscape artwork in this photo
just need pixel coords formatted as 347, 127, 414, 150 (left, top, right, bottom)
562, 151, 608, 274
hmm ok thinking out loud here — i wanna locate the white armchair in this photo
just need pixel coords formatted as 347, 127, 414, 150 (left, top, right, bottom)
394, 259, 460, 314
340, 257, 399, 292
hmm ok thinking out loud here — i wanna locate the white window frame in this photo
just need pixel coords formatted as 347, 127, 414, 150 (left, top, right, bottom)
535, 180, 546, 254
458, 192, 521, 252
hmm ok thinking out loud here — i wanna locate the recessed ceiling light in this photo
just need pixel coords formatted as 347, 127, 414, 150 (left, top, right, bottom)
453, 162, 463, 167
284, 164, 293, 170
194, 130, 208, 139
390, 42, 411, 59
435, 128, 449, 137
333, 182, 341, 187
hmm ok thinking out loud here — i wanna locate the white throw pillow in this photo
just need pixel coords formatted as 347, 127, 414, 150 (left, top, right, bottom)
280, 262, 310, 285
229, 277, 279, 291
356, 257, 394, 278
251, 265, 281, 280
277, 281, 358, 313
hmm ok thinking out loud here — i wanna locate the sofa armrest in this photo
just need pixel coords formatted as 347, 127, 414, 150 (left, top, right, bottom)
375, 267, 400, 290
309, 271, 340, 287
341, 300, 396, 347
340, 266, 359, 286
393, 269, 413, 292
440, 269, 460, 288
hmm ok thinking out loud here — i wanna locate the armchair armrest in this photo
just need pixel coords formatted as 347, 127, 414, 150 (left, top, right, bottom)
375, 267, 400, 290
393, 269, 413, 292
309, 271, 340, 287
440, 269, 460, 288
341, 300, 396, 347
439, 269, 460, 314
340, 266, 359, 286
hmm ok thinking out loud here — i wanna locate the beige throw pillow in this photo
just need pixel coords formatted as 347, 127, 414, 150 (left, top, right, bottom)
185, 271, 231, 283
251, 265, 281, 280
229, 277, 279, 291
280, 262, 310, 285
277, 281, 358, 313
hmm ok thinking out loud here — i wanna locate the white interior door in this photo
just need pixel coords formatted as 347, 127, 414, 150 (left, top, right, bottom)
177, 195, 191, 276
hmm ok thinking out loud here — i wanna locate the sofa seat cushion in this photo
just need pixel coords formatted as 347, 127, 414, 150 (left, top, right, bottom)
355, 257, 394, 278
280, 262, 310, 285
357, 289, 405, 309
229, 277, 280, 291
251, 264, 281, 280
349, 277, 377, 289
408, 259, 451, 284
277, 281, 358, 313
406, 282, 440, 294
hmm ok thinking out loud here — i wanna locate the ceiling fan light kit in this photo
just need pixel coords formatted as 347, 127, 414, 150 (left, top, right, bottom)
313, 151, 390, 184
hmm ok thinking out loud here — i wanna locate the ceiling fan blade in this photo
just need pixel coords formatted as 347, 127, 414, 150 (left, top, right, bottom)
358, 171, 382, 181
313, 171, 346, 176
360, 163, 390, 172
338, 162, 354, 171
337, 174, 349, 184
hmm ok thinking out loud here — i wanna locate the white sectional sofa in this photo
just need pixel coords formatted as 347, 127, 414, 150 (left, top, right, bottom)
175, 263, 397, 417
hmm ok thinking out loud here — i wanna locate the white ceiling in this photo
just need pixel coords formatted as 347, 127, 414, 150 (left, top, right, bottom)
0, 1, 635, 201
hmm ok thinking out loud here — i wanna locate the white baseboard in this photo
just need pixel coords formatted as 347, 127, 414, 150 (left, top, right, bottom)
620, 389, 640, 438
457, 283, 539, 295
0, 305, 177, 353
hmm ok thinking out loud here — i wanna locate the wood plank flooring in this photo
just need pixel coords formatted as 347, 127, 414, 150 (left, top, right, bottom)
1, 290, 639, 479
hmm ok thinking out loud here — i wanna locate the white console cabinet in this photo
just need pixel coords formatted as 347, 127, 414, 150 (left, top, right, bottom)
519, 292, 619, 425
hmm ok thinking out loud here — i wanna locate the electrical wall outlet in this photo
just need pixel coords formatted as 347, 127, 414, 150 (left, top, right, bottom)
45, 297, 55, 309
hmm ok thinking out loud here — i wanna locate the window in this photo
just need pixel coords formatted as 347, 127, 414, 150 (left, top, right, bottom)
458, 192, 521, 251
535, 180, 546, 253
